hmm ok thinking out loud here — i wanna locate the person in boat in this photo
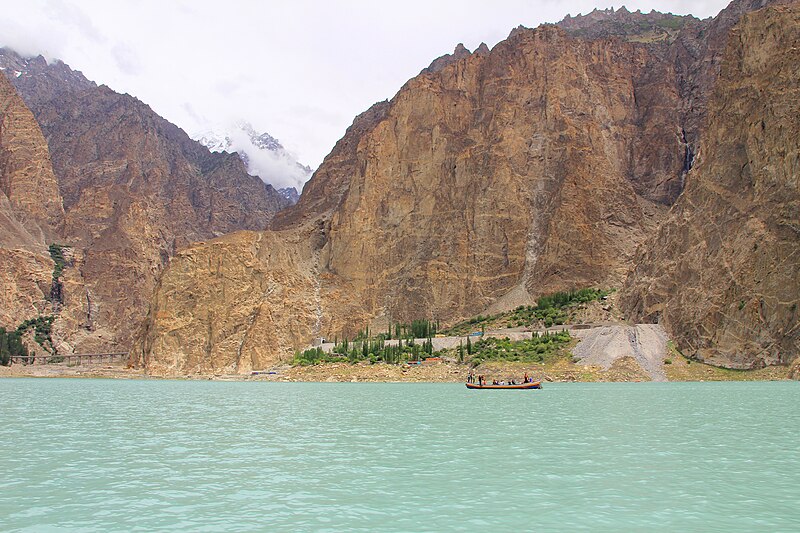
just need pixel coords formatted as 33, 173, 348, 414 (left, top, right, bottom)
524, 372, 529, 383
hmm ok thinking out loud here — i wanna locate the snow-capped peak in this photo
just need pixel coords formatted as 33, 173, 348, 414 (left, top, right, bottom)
194, 122, 312, 196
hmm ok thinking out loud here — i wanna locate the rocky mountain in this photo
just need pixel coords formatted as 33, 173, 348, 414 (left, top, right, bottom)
557, 7, 698, 43
0, 48, 292, 354
277, 187, 300, 205
196, 122, 312, 200
621, 2, 800, 369
130, 0, 798, 375
0, 72, 63, 330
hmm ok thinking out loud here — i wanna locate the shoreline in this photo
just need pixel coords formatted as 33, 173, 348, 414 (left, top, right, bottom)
0, 357, 792, 382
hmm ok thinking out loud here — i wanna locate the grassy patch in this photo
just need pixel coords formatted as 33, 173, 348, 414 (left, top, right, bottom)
443, 288, 610, 334
656, 17, 688, 31
469, 330, 571, 365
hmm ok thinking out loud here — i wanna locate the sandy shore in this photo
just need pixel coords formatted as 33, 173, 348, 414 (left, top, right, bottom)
0, 362, 148, 379
1, 355, 789, 382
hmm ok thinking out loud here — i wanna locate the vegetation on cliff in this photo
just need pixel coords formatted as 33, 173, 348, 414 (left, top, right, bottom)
444, 288, 610, 334
0, 328, 27, 365
48, 244, 66, 281
17, 316, 55, 352
0, 316, 55, 365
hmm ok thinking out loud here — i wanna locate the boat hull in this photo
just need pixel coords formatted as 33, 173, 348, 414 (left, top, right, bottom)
465, 382, 541, 390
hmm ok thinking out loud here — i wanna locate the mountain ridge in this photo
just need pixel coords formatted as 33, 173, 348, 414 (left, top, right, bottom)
0, 48, 293, 353
134, 0, 800, 375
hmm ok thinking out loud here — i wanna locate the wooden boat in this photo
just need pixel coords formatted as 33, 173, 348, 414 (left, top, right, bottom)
466, 381, 541, 390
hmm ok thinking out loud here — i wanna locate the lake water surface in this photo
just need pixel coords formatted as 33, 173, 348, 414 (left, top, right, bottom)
1, 379, 799, 532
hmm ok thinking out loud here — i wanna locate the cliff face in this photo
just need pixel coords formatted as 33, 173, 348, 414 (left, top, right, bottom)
0, 71, 63, 247
0, 50, 291, 353
621, 3, 800, 368
302, 27, 683, 333
0, 72, 63, 329
136, 0, 798, 375
131, 229, 320, 375
142, 23, 688, 373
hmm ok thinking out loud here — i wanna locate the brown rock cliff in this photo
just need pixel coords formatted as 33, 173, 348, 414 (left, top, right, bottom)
137, 0, 798, 374
0, 72, 63, 329
622, 3, 800, 368
0, 50, 292, 353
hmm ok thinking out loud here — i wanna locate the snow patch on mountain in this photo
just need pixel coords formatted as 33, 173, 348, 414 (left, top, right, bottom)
277, 187, 300, 204
195, 122, 312, 193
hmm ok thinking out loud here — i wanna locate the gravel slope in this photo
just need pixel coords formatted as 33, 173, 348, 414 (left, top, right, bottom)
571, 324, 669, 381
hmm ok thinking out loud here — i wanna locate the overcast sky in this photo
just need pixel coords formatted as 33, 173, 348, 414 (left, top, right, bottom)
2, 0, 730, 180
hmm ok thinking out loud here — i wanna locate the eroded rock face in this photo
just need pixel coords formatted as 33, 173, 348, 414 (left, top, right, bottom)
137, 0, 798, 374
131, 230, 320, 375
143, 24, 687, 373
0, 72, 62, 328
621, 3, 800, 368
0, 71, 63, 248
0, 50, 292, 352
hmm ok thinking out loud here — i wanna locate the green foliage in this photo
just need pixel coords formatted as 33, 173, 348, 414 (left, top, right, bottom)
442, 288, 609, 335
389, 319, 438, 340
535, 288, 607, 310
509, 288, 610, 328
17, 316, 55, 349
442, 313, 499, 336
468, 330, 571, 365
0, 327, 28, 365
297, 329, 442, 367
655, 17, 687, 30
48, 244, 66, 281
294, 347, 328, 365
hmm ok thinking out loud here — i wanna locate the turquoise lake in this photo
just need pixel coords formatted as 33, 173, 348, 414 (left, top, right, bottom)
1, 379, 799, 532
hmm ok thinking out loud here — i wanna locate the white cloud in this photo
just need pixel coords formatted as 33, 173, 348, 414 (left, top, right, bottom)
1, 0, 732, 184
226, 127, 310, 191
111, 44, 141, 76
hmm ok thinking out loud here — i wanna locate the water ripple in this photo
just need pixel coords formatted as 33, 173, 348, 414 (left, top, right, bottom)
0, 380, 798, 531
